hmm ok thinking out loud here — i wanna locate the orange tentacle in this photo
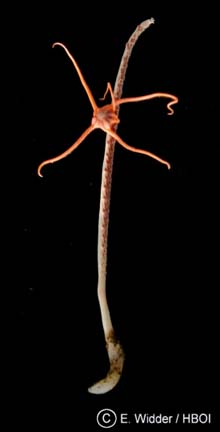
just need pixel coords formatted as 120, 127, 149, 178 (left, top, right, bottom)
105, 128, 171, 170
100, 82, 117, 112
53, 42, 97, 111
116, 92, 178, 115
38, 125, 94, 177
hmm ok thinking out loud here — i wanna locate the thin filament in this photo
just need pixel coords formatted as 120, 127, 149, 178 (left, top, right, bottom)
106, 129, 171, 169
38, 125, 94, 177
116, 92, 178, 115
100, 82, 117, 112
53, 42, 97, 111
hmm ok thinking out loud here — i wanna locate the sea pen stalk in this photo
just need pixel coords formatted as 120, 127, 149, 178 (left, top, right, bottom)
88, 18, 155, 394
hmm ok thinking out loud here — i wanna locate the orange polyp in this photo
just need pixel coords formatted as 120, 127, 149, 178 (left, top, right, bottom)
38, 47, 177, 176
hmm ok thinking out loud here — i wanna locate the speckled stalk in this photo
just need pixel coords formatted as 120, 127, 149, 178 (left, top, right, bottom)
88, 18, 155, 395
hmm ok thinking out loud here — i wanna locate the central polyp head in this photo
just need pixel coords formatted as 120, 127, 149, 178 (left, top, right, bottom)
91, 104, 120, 131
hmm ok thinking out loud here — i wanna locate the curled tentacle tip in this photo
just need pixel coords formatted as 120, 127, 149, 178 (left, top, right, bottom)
167, 106, 175, 115
37, 165, 44, 178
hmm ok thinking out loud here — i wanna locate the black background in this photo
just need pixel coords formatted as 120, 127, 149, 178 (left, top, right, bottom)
11, 1, 218, 429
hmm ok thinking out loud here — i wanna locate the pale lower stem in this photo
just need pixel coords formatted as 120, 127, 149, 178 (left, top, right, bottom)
88, 266, 124, 394
88, 18, 155, 394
